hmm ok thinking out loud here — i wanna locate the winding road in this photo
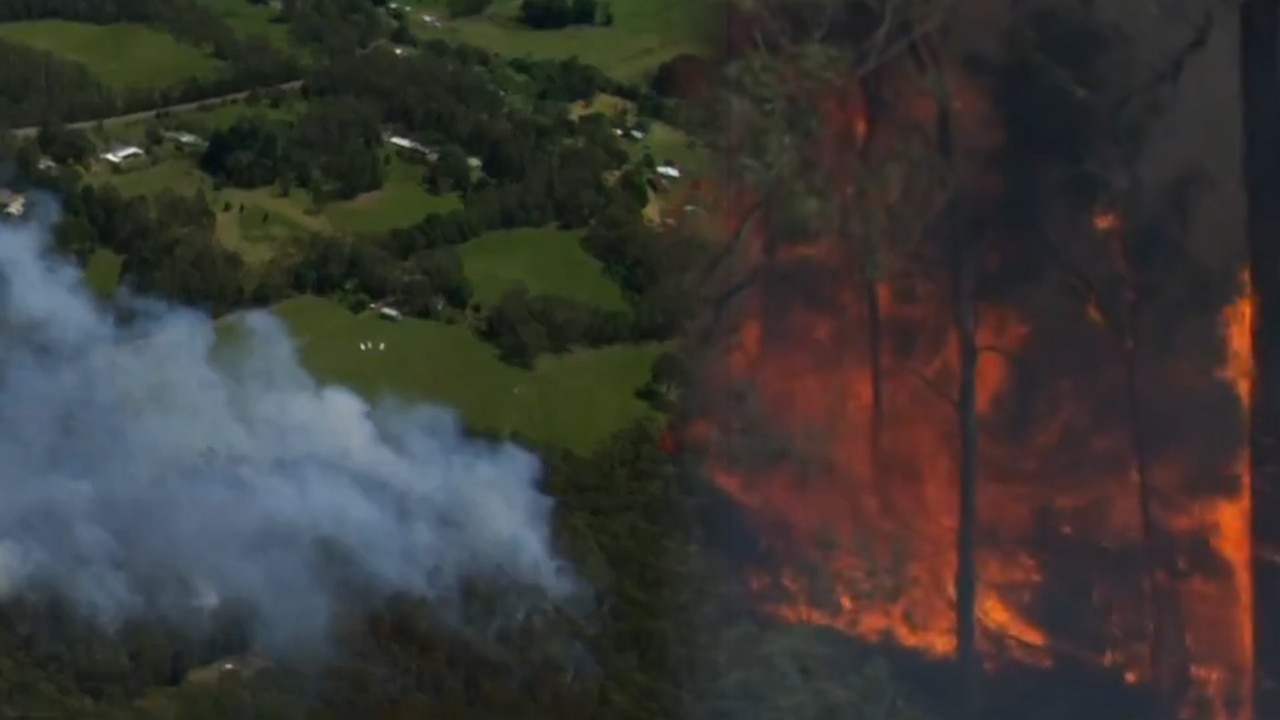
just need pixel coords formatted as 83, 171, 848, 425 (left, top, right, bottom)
8, 80, 304, 138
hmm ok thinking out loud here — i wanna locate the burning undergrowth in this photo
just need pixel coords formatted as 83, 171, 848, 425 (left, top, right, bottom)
682, 1, 1249, 719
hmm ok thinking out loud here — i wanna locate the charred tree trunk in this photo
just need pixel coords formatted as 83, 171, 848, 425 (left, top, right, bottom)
866, 279, 885, 463
938, 86, 981, 720
1123, 329, 1189, 713
1242, 1, 1280, 717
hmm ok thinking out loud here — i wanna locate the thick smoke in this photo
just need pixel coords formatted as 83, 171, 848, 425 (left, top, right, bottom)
0, 217, 577, 649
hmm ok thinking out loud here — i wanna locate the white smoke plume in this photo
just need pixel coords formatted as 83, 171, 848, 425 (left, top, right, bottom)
0, 217, 577, 649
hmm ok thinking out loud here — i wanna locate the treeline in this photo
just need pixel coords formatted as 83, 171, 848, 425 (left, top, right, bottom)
185, 41, 695, 364
0, 0, 298, 127
277, 0, 386, 54
518, 0, 614, 29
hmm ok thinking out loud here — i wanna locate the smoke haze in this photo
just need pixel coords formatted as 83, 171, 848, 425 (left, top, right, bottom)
0, 217, 576, 649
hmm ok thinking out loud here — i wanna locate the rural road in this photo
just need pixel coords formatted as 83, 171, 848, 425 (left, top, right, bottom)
8, 80, 304, 138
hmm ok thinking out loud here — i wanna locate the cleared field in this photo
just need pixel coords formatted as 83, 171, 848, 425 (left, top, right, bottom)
460, 227, 627, 310
0, 20, 224, 91
324, 159, 461, 233
84, 249, 123, 296
412, 0, 707, 79
95, 155, 458, 260
194, 0, 294, 47
272, 295, 660, 451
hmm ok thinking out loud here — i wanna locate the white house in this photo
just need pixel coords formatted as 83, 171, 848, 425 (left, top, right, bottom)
387, 135, 433, 157
163, 131, 206, 147
101, 145, 145, 165
0, 190, 24, 218
655, 165, 681, 179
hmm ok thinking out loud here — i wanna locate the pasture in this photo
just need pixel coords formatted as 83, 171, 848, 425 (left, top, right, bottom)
460, 227, 627, 310
93, 153, 458, 262
572, 94, 706, 171
193, 0, 294, 47
271, 295, 661, 451
0, 20, 224, 91
411, 0, 707, 80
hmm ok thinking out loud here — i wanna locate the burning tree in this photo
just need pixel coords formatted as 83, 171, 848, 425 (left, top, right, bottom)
690, 0, 1248, 719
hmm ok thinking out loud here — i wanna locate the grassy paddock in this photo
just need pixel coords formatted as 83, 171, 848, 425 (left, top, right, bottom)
193, 0, 294, 47
324, 159, 461, 233
0, 20, 225, 91
94, 154, 460, 261
411, 0, 707, 80
460, 227, 627, 309
270, 295, 660, 451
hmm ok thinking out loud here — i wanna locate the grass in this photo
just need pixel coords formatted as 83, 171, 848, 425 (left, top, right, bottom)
193, 0, 294, 48
573, 94, 706, 171
272, 295, 661, 451
84, 249, 123, 296
94, 154, 459, 261
0, 20, 225, 91
411, 0, 708, 80
460, 227, 627, 309
324, 159, 462, 233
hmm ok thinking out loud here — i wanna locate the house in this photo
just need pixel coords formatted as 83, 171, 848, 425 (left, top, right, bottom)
655, 165, 681, 179
386, 135, 434, 158
0, 189, 25, 218
163, 131, 206, 148
101, 145, 145, 165
379, 306, 404, 322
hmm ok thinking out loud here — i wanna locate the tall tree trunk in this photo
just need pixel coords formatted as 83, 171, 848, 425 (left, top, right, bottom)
1242, 1, 1280, 717
866, 278, 885, 466
937, 85, 981, 720
1123, 332, 1189, 713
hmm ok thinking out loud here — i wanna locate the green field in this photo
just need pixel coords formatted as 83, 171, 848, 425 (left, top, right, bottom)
412, 0, 707, 79
272, 295, 660, 450
194, 0, 294, 47
84, 249, 123, 296
460, 227, 627, 309
324, 159, 461, 233
0, 20, 225, 91
94, 154, 460, 260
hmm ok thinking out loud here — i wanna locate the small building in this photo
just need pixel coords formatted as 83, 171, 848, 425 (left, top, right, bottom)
655, 165, 681, 179
386, 135, 433, 158
163, 131, 206, 148
101, 145, 145, 165
379, 306, 403, 322
0, 189, 25, 218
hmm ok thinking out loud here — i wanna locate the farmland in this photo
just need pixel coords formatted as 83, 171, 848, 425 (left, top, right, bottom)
272, 295, 662, 451
459, 227, 627, 309
409, 0, 707, 79
0, 20, 225, 91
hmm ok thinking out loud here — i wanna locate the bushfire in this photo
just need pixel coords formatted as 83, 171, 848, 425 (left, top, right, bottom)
691, 222, 1251, 720
688, 175, 1261, 720
689, 63, 1253, 720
